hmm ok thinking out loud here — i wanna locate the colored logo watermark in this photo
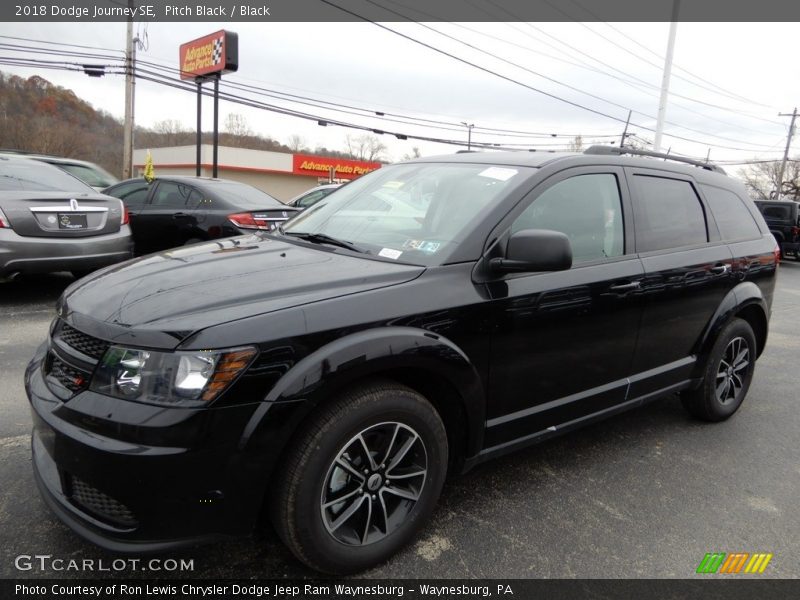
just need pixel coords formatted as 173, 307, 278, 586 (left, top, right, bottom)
696, 552, 773, 574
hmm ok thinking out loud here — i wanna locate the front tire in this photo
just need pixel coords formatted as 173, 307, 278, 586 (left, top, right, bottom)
681, 318, 757, 422
272, 381, 448, 574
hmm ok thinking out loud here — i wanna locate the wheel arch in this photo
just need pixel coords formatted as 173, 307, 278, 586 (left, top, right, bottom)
695, 282, 769, 365
241, 327, 486, 477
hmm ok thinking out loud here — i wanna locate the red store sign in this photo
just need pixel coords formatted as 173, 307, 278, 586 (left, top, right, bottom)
292, 154, 381, 180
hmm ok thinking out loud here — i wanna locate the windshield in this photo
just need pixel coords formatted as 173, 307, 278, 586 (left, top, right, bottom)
283, 162, 529, 266
205, 181, 283, 209
0, 159, 96, 193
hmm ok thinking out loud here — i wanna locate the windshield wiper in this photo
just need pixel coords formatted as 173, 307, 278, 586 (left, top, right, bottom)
283, 231, 367, 254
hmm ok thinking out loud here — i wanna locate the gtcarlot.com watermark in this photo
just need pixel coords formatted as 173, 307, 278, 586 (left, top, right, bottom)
14, 554, 194, 573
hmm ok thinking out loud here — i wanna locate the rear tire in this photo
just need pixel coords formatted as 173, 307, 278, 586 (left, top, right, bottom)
681, 318, 756, 422
271, 380, 448, 574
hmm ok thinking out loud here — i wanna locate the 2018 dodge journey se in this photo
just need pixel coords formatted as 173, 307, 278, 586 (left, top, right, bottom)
26, 147, 778, 573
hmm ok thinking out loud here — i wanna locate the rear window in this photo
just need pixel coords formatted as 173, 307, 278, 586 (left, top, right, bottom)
757, 204, 792, 220
633, 175, 708, 253
0, 159, 95, 193
702, 185, 761, 241
202, 181, 283, 209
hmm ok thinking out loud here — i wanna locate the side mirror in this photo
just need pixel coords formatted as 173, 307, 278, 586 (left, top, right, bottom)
490, 229, 572, 273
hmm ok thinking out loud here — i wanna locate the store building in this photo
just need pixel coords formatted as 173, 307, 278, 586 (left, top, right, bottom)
133, 145, 382, 202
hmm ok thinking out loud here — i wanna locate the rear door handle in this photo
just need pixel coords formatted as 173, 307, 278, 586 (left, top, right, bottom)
609, 281, 641, 292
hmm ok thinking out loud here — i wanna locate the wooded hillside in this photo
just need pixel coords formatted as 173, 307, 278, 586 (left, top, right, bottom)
0, 72, 363, 177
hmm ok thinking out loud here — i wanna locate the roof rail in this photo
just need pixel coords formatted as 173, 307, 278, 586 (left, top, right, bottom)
583, 145, 726, 175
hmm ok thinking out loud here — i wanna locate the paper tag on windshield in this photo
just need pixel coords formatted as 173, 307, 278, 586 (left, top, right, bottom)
378, 248, 403, 260
479, 167, 517, 181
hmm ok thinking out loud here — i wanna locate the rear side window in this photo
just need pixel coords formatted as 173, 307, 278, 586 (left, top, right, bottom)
701, 185, 760, 241
151, 182, 197, 209
633, 175, 707, 253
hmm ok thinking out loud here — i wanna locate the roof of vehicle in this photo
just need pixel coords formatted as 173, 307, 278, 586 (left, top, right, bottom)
113, 176, 253, 187
0, 151, 103, 169
409, 145, 728, 177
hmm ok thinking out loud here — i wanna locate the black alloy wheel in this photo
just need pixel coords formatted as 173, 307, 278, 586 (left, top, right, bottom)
272, 381, 448, 574
681, 317, 757, 422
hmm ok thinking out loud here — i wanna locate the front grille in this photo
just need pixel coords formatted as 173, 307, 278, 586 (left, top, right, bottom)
68, 475, 138, 528
48, 354, 89, 393
58, 323, 110, 359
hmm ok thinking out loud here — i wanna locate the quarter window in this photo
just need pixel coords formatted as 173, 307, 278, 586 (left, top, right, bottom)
512, 173, 625, 263
701, 185, 760, 241
633, 176, 708, 252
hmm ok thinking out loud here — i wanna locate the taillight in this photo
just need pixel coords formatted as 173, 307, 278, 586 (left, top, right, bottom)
791, 226, 800, 237
0, 208, 10, 229
773, 242, 781, 265
228, 212, 273, 230
120, 200, 129, 225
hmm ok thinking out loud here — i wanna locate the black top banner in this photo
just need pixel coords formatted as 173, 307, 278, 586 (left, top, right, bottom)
3, 0, 800, 22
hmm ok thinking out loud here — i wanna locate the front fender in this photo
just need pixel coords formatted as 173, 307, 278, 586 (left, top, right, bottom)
240, 326, 486, 460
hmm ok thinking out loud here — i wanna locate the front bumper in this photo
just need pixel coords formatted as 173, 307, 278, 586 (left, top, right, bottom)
25, 348, 281, 553
0, 226, 133, 277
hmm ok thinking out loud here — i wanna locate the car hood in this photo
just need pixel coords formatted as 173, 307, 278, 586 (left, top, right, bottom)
61, 234, 424, 342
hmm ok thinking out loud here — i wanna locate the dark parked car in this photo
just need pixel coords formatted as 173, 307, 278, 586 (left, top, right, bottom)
0, 155, 132, 280
753, 199, 799, 260
104, 176, 298, 254
27, 147, 778, 573
286, 183, 342, 210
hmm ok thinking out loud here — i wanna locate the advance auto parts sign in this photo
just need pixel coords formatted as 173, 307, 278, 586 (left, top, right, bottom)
179, 30, 238, 80
293, 154, 381, 180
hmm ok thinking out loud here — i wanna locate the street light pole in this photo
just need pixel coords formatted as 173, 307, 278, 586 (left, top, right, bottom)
461, 122, 474, 151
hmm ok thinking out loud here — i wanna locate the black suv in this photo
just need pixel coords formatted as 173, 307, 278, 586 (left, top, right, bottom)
753, 199, 800, 260
26, 147, 778, 574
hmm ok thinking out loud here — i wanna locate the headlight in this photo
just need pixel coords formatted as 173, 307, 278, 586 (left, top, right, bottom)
90, 345, 257, 406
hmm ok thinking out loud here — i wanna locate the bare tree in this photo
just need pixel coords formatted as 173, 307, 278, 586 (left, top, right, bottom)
287, 134, 307, 153
224, 113, 252, 138
345, 133, 387, 162
567, 135, 583, 152
153, 119, 189, 147
739, 160, 800, 199
402, 146, 422, 161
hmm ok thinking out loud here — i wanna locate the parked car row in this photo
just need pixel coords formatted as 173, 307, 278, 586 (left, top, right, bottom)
1, 156, 349, 279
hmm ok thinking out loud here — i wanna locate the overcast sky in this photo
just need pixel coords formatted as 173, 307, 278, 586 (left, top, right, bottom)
0, 20, 797, 171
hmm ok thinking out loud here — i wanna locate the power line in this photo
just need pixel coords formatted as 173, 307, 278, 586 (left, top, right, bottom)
323, 0, 780, 152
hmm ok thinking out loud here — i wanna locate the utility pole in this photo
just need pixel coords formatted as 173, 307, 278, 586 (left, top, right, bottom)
654, 0, 680, 153
122, 0, 136, 179
776, 108, 797, 200
461, 122, 474, 151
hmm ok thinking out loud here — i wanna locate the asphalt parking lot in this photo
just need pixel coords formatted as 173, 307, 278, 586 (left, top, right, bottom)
1, 263, 799, 580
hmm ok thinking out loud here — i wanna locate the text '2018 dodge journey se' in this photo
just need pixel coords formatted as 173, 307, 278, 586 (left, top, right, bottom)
26, 146, 778, 573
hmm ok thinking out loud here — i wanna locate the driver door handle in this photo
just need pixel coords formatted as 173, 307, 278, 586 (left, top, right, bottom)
609, 281, 641, 292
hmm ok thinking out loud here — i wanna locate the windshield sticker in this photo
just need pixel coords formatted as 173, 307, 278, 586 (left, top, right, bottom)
378, 248, 403, 260
403, 239, 442, 254
478, 167, 518, 181
381, 180, 405, 189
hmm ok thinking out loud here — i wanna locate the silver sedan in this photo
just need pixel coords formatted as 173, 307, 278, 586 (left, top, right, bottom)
0, 156, 133, 281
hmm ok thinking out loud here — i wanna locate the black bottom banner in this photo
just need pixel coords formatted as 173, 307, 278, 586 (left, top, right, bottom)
3, 579, 799, 600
